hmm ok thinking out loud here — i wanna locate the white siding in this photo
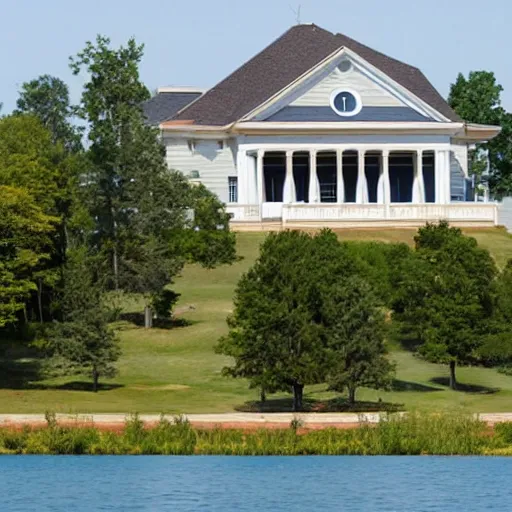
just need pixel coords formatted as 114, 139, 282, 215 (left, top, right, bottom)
290, 68, 404, 107
164, 138, 237, 203
499, 198, 512, 232
449, 143, 468, 201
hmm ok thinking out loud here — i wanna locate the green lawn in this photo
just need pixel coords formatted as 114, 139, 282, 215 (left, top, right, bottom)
2, 227, 512, 414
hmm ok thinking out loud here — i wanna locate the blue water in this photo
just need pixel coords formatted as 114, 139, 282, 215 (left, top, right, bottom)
1, 456, 511, 511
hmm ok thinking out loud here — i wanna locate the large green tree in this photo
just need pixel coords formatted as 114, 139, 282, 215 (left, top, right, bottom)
323, 277, 394, 405
0, 186, 56, 326
217, 230, 364, 411
479, 260, 512, 372
448, 71, 512, 196
70, 35, 152, 290
392, 222, 497, 389
71, 35, 236, 323
0, 114, 80, 323
15, 74, 82, 152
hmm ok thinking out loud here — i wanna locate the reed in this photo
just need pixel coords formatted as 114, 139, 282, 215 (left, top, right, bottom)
0, 412, 508, 456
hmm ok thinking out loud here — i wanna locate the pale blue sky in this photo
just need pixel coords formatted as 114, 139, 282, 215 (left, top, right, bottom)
1, 0, 511, 114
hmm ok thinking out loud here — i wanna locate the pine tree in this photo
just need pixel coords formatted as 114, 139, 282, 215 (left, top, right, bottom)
49, 249, 120, 391
323, 277, 394, 405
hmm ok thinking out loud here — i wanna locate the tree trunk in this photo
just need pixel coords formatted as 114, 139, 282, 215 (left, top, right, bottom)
449, 360, 457, 390
260, 387, 266, 403
37, 278, 43, 324
292, 383, 304, 412
144, 305, 153, 329
92, 367, 99, 393
113, 245, 119, 291
348, 385, 356, 406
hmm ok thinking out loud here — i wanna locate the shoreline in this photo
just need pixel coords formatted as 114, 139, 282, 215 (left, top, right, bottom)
1, 412, 512, 432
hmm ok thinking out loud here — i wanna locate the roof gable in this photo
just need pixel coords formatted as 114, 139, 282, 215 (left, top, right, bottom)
172, 24, 460, 126
290, 66, 404, 108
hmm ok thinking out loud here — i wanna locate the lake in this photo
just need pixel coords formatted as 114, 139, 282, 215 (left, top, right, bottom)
1, 456, 511, 511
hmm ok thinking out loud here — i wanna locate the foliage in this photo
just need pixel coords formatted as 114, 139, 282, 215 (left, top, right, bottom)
15, 74, 82, 151
0, 186, 56, 326
478, 260, 512, 372
0, 114, 85, 323
344, 240, 412, 306
217, 229, 378, 411
0, 412, 501, 456
70, 36, 237, 323
181, 184, 238, 269
392, 222, 497, 389
48, 249, 120, 391
448, 71, 512, 196
152, 289, 181, 320
0, 114, 68, 214
324, 277, 395, 404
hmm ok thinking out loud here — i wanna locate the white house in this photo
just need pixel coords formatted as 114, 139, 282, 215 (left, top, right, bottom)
144, 24, 501, 229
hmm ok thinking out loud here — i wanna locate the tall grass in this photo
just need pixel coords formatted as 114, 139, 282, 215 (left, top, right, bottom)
0, 412, 509, 455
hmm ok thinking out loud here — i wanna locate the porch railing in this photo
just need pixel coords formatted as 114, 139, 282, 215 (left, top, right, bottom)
227, 202, 498, 224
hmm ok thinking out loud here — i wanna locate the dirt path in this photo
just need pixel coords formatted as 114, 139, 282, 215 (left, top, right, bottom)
0, 412, 511, 431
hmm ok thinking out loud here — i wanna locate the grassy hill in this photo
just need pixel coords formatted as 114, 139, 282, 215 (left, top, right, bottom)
2, 227, 512, 414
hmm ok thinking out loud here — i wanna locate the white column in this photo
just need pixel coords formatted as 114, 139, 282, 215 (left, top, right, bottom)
412, 149, 425, 203
308, 150, 320, 203
377, 151, 384, 203
435, 149, 450, 204
444, 150, 452, 203
236, 149, 247, 204
257, 149, 265, 206
247, 153, 258, 204
283, 150, 296, 203
336, 149, 344, 203
356, 149, 368, 203
382, 150, 390, 218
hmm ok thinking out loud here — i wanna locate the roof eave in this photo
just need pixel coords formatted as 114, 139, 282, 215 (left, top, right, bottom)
460, 123, 502, 142
233, 121, 464, 135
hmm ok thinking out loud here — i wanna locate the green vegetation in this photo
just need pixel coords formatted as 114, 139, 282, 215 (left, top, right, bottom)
3, 229, 512, 414
393, 222, 501, 389
1, 412, 512, 455
216, 230, 395, 410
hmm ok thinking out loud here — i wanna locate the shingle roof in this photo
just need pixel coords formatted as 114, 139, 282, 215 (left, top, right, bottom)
173, 24, 461, 126
143, 91, 203, 125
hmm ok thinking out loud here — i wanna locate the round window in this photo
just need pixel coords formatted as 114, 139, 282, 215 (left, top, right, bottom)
330, 88, 362, 117
338, 60, 352, 73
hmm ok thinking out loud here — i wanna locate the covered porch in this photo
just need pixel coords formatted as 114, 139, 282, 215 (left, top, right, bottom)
228, 146, 498, 227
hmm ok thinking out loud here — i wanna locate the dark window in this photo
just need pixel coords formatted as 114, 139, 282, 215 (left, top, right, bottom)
365, 154, 380, 203
228, 177, 238, 203
342, 152, 358, 202
293, 152, 310, 202
389, 154, 413, 203
423, 153, 435, 203
263, 153, 286, 202
317, 152, 337, 202
333, 92, 357, 114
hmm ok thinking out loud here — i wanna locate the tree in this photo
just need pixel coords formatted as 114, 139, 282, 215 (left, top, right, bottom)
182, 184, 238, 269
216, 230, 357, 411
392, 222, 497, 389
0, 186, 56, 326
0, 114, 81, 323
49, 249, 120, 391
15, 75, 82, 151
448, 71, 512, 196
479, 260, 512, 372
71, 36, 237, 323
70, 35, 151, 290
323, 277, 394, 405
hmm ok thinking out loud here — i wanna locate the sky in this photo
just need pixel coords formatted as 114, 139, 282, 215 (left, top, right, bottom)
1, 0, 512, 114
